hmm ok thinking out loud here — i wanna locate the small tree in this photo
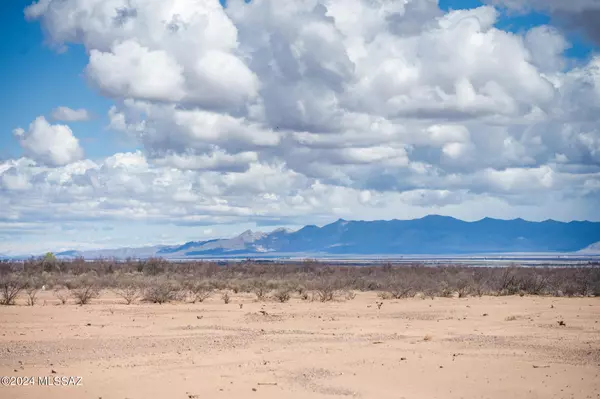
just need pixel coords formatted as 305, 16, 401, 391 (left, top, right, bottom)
42, 252, 59, 273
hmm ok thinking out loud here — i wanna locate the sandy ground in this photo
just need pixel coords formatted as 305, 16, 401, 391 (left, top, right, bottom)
0, 291, 599, 399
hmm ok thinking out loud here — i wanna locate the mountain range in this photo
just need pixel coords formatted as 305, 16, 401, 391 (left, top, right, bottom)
49, 215, 600, 259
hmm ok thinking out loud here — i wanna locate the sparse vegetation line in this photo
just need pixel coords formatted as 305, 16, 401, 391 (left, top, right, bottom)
0, 258, 598, 305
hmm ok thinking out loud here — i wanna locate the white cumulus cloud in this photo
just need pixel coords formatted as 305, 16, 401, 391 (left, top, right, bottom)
14, 116, 84, 167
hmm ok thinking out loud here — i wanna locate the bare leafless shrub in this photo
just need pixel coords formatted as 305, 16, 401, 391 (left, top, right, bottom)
26, 287, 39, 306
471, 269, 490, 297
143, 278, 183, 304
545, 268, 587, 297
273, 288, 291, 303
572, 268, 597, 297
70, 275, 101, 305
53, 287, 69, 304
96, 273, 119, 290
185, 281, 214, 303
0, 274, 27, 305
64, 277, 79, 290
386, 275, 415, 299
313, 278, 339, 302
113, 277, 143, 305
455, 274, 473, 298
221, 291, 231, 304
377, 291, 392, 300
116, 284, 142, 305
438, 281, 455, 298
210, 279, 228, 291
142, 257, 169, 276
251, 279, 270, 301
519, 273, 549, 295
456, 284, 470, 298
367, 280, 385, 291
25, 278, 42, 306
496, 266, 521, 296
591, 268, 600, 297
559, 280, 583, 297
71, 286, 100, 305
228, 281, 242, 294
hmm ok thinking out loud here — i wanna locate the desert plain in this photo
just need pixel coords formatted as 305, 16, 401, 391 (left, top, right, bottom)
0, 292, 599, 399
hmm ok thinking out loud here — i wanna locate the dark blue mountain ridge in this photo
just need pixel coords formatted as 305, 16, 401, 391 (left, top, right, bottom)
51, 215, 600, 259
258, 216, 599, 254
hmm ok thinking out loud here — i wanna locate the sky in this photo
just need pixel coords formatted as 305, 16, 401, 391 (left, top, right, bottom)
1, 0, 600, 255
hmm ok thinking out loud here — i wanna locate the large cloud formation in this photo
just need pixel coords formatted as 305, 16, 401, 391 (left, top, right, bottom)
2, 0, 600, 252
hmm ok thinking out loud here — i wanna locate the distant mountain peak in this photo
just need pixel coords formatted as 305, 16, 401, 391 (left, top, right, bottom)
237, 229, 265, 242
331, 218, 349, 226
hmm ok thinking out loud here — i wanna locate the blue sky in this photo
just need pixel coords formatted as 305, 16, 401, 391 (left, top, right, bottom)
1, 0, 599, 254
0, 0, 132, 161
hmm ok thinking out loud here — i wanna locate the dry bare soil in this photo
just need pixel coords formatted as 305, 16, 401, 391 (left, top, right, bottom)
1, 292, 599, 399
